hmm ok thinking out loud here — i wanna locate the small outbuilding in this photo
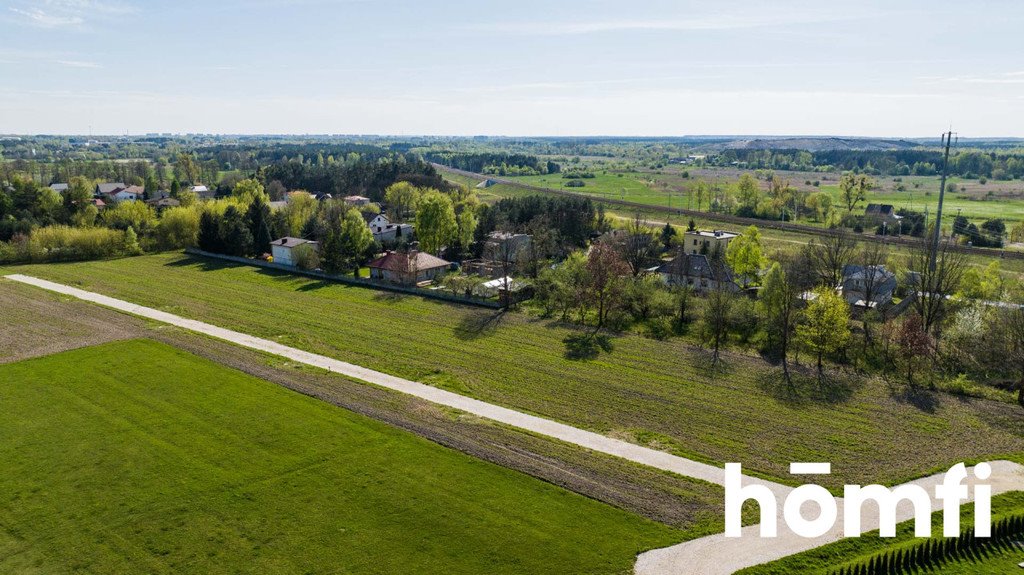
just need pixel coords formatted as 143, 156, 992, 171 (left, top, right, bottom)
270, 237, 319, 267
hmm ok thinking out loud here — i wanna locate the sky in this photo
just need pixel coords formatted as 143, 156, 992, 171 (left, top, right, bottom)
1, 0, 1022, 137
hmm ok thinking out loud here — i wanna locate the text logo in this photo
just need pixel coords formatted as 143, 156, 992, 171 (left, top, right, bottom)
724, 462, 991, 538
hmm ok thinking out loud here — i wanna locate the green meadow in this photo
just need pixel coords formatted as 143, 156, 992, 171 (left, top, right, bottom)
0, 339, 681, 574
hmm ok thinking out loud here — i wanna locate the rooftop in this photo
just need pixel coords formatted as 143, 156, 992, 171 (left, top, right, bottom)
685, 229, 738, 239
369, 250, 450, 273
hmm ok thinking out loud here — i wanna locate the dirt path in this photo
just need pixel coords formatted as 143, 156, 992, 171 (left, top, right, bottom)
3, 273, 778, 492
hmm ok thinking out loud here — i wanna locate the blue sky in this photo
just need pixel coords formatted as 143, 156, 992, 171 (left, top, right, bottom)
1, 0, 1022, 136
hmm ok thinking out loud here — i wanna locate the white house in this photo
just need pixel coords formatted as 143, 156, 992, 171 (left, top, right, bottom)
190, 185, 215, 200
270, 237, 319, 267
365, 213, 413, 243
683, 229, 738, 256
98, 184, 143, 203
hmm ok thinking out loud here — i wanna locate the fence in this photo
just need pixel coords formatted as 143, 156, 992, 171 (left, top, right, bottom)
183, 248, 503, 309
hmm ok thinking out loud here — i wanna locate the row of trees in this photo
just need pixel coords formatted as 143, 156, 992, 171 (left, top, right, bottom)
713, 148, 1024, 179
519, 212, 1023, 403
424, 151, 560, 176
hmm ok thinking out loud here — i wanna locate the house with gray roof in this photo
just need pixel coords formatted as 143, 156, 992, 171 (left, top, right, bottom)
654, 253, 738, 293
840, 264, 897, 309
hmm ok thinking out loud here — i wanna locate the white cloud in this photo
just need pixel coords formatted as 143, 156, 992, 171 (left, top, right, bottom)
468, 10, 873, 36
9, 7, 84, 28
54, 59, 102, 68
8, 0, 136, 28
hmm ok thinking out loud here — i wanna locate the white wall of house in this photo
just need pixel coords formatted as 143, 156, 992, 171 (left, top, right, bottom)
110, 191, 140, 202
271, 245, 296, 266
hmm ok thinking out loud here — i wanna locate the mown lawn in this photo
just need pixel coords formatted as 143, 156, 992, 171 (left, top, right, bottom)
5, 255, 1024, 490
738, 492, 1024, 575
0, 339, 681, 574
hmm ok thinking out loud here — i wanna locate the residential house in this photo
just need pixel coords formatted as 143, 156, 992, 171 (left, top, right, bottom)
270, 237, 319, 267
484, 231, 532, 264
840, 264, 897, 310
190, 185, 215, 200
146, 197, 180, 210
365, 213, 413, 243
368, 250, 450, 285
87, 198, 107, 210
864, 204, 902, 230
95, 182, 127, 197
95, 183, 143, 202
461, 232, 533, 279
49, 183, 69, 193
683, 229, 737, 256
654, 253, 738, 293
343, 195, 372, 207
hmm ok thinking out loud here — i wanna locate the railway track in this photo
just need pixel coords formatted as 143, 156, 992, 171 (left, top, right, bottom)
435, 164, 1023, 261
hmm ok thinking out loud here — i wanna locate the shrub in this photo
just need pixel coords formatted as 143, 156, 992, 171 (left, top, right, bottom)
647, 317, 673, 340
292, 243, 320, 270
2, 225, 129, 263
155, 206, 201, 250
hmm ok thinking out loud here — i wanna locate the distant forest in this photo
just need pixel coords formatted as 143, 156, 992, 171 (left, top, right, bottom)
424, 152, 561, 176
710, 148, 1024, 179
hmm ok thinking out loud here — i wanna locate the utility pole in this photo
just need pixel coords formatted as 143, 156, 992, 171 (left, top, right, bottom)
930, 130, 955, 271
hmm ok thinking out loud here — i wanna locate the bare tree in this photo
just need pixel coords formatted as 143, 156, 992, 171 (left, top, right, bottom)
487, 227, 525, 309
907, 235, 966, 337
701, 282, 734, 366
586, 242, 629, 328
806, 229, 858, 288
997, 300, 1024, 409
854, 242, 889, 349
620, 214, 656, 277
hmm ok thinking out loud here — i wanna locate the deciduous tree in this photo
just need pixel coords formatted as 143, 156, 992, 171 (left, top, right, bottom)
725, 225, 765, 286
415, 191, 457, 255
798, 287, 850, 381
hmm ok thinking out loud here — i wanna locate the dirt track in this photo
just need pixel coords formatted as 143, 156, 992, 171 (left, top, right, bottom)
0, 279, 722, 529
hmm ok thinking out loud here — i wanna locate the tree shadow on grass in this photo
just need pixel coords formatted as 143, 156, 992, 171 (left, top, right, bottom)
297, 280, 332, 292
371, 291, 408, 304
756, 364, 862, 405
164, 254, 242, 272
692, 350, 735, 380
880, 373, 942, 414
563, 332, 614, 360
454, 310, 505, 341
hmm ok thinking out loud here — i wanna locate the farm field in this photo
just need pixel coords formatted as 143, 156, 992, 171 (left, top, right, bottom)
0, 339, 682, 574
482, 160, 1024, 228
739, 492, 1024, 575
441, 168, 1024, 276
0, 279, 734, 535
4, 255, 1024, 491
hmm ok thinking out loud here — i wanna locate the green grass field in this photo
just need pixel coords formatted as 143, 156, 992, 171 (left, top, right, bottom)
739, 492, 1024, 575
442, 167, 1024, 276
498, 165, 1024, 229
4, 255, 1024, 491
0, 339, 681, 574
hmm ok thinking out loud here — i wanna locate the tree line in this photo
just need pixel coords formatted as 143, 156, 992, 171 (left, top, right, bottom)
424, 151, 561, 176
